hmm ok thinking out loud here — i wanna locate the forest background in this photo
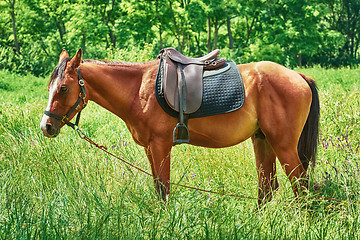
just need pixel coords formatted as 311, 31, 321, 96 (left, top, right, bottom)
0, 0, 360, 77
1, 1, 360, 238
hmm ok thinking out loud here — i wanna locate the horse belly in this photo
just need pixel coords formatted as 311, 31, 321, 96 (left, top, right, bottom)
187, 109, 258, 148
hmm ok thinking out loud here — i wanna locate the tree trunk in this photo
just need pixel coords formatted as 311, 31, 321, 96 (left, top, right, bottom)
298, 53, 302, 67
350, 36, 354, 59
10, 0, 20, 54
110, 0, 116, 49
207, 18, 211, 52
227, 18, 234, 49
55, 19, 66, 44
213, 18, 218, 49
82, 33, 86, 55
106, 22, 116, 49
156, 1, 163, 49
169, 0, 182, 51
245, 15, 256, 46
159, 24, 163, 49
355, 37, 359, 59
102, 0, 116, 49
195, 31, 201, 55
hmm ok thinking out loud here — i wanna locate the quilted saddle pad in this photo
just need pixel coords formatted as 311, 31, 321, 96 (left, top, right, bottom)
155, 59, 245, 119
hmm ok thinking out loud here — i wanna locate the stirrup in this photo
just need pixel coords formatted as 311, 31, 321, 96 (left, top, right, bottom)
173, 123, 189, 144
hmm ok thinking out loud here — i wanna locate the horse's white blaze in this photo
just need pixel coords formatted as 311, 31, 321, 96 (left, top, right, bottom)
40, 77, 59, 134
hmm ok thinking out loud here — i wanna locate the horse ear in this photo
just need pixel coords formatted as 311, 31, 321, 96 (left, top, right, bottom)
69, 48, 82, 69
59, 49, 69, 64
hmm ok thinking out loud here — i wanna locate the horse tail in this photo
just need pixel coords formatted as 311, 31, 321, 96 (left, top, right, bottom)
297, 73, 320, 171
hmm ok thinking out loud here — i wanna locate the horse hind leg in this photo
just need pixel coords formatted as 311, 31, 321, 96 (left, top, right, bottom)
262, 126, 308, 198
252, 130, 279, 206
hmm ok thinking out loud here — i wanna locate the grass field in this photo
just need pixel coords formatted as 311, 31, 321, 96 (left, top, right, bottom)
0, 65, 359, 239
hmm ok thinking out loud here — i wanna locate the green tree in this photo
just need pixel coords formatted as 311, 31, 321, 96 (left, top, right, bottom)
321, 0, 360, 65
253, 0, 322, 66
185, 0, 207, 54
0, 0, 359, 75
0, 0, 20, 54
93, 0, 122, 50
120, 0, 157, 47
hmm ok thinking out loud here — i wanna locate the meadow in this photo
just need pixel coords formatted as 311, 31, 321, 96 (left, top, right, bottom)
0, 64, 359, 239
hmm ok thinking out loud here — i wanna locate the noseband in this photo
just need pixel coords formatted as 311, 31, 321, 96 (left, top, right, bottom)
44, 67, 87, 130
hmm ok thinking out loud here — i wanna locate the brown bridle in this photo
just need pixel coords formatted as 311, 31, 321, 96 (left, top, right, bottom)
44, 67, 87, 130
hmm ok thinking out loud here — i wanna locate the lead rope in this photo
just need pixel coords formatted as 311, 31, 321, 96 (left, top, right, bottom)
75, 128, 152, 177
74, 127, 345, 202
74, 127, 256, 200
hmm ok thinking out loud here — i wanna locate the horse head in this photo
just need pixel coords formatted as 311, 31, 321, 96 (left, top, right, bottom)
40, 49, 87, 138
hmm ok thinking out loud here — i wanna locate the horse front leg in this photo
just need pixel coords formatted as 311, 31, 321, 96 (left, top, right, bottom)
144, 139, 172, 201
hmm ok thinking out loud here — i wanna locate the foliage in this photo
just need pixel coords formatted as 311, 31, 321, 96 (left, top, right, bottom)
0, 65, 359, 238
0, 0, 359, 76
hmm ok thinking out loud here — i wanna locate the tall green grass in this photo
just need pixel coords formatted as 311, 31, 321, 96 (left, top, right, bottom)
0, 66, 359, 239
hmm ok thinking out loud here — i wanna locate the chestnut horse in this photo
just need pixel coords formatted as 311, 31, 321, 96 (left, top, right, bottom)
40, 49, 319, 205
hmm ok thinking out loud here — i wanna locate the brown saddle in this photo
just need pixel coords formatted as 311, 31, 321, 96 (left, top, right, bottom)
158, 47, 226, 144
159, 47, 226, 114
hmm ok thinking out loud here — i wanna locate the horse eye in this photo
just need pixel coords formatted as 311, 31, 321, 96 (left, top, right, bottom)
60, 85, 68, 93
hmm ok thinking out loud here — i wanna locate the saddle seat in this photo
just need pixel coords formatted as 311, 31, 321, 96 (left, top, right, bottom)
158, 47, 226, 144
163, 47, 221, 66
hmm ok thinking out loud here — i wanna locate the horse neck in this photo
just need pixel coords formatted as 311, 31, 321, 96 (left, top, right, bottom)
80, 61, 144, 121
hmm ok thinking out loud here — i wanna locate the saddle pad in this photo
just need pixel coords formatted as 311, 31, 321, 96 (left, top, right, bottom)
155, 59, 245, 119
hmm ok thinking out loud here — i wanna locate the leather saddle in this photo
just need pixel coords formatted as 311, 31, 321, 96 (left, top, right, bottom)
157, 47, 226, 144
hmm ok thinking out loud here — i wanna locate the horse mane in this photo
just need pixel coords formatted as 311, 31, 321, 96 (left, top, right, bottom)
48, 57, 72, 88
81, 59, 157, 66
48, 58, 158, 88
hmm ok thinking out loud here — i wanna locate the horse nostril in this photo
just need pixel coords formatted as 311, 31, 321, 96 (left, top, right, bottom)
46, 123, 54, 135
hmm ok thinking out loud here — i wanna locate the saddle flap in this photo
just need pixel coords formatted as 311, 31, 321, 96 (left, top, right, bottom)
163, 56, 203, 113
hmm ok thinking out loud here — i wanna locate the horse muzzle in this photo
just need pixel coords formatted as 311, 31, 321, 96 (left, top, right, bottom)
45, 123, 59, 138
40, 115, 60, 138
